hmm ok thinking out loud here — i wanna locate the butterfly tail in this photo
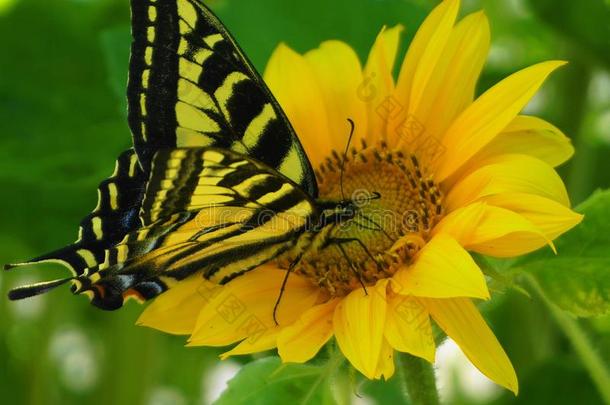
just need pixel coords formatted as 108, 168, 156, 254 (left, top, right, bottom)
7, 277, 74, 300
4, 242, 99, 276
6, 261, 167, 311
4, 149, 151, 307
4, 243, 99, 305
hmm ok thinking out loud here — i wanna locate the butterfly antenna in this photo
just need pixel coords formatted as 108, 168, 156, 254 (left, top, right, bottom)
340, 119, 356, 201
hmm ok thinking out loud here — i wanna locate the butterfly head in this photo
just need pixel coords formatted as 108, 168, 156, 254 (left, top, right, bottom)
316, 191, 381, 228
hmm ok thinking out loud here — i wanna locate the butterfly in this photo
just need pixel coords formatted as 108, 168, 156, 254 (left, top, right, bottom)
6, 0, 370, 311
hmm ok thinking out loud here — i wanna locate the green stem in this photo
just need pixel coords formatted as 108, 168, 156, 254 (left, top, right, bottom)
399, 353, 440, 405
525, 274, 610, 404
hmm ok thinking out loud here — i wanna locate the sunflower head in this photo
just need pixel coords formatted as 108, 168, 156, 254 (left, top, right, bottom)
138, 0, 583, 394
288, 142, 444, 297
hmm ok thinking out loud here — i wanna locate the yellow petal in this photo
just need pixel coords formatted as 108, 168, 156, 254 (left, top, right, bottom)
414, 11, 490, 139
137, 276, 218, 335
394, 0, 460, 116
305, 41, 368, 150
333, 280, 388, 379
431, 201, 487, 244
220, 328, 280, 359
188, 266, 319, 346
434, 203, 553, 257
471, 115, 574, 168
435, 61, 567, 181
362, 25, 404, 139
277, 299, 339, 363
264, 43, 331, 166
391, 234, 489, 299
405, 2, 461, 116
395, 7, 491, 153
384, 294, 435, 362
422, 298, 518, 394
396, 11, 489, 157
482, 193, 583, 241
375, 340, 396, 380
445, 154, 570, 211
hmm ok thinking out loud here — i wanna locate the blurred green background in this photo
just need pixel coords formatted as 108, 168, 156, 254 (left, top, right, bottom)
1, 0, 609, 404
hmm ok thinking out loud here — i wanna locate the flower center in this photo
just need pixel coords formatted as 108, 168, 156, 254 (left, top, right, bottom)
285, 141, 444, 297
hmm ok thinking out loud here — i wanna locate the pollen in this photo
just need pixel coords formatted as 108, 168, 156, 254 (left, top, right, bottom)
288, 141, 444, 297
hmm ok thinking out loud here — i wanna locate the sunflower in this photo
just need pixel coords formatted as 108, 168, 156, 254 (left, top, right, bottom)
137, 0, 582, 393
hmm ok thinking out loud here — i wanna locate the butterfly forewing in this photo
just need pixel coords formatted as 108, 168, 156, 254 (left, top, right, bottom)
128, 0, 317, 196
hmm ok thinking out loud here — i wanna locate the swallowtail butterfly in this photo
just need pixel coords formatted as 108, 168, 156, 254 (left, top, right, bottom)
6, 0, 368, 310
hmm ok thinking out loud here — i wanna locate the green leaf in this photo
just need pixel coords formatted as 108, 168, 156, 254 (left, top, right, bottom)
516, 189, 610, 317
214, 357, 339, 405
474, 254, 531, 298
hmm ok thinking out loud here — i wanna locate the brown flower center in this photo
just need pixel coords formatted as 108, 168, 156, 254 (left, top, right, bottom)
281, 141, 444, 297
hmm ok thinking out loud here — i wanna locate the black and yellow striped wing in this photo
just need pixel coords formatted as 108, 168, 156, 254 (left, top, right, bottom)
68, 148, 316, 309
7, 0, 320, 307
128, 0, 317, 196
6, 149, 147, 277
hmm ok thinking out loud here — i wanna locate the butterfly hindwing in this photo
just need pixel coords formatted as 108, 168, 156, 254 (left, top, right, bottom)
128, 0, 317, 196
139, 148, 316, 284
73, 147, 316, 309
5, 149, 147, 278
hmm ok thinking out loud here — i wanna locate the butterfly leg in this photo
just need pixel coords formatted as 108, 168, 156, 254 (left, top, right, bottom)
351, 219, 382, 232
333, 242, 368, 295
355, 214, 395, 243
273, 252, 304, 326
330, 237, 385, 272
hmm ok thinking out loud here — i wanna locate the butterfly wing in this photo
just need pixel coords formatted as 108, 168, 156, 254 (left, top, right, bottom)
5, 149, 147, 276
84, 148, 316, 309
128, 0, 317, 196
10, 148, 317, 309
7, 0, 318, 288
